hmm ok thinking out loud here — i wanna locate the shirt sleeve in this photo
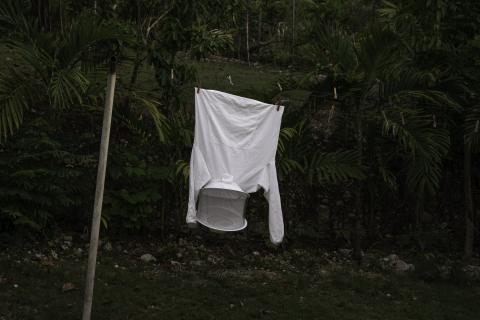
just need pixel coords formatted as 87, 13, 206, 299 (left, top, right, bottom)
263, 161, 284, 245
186, 144, 211, 226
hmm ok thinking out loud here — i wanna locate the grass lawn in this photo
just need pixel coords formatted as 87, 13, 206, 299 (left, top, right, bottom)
1, 234, 479, 320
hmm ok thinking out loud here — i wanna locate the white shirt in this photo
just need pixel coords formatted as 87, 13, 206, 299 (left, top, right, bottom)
186, 88, 285, 244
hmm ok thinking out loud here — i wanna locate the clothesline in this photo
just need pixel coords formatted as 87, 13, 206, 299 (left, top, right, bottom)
194, 75, 446, 128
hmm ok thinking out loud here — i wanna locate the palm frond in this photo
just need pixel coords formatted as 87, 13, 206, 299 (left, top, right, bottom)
465, 106, 480, 151
48, 68, 89, 110
58, 13, 128, 68
382, 110, 450, 195
313, 23, 357, 73
175, 159, 190, 183
0, 69, 36, 143
0, 0, 35, 38
307, 150, 366, 184
356, 24, 402, 87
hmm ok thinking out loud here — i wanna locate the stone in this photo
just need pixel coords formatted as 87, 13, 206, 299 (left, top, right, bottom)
392, 260, 415, 274
380, 254, 414, 274
170, 260, 182, 271
33, 253, 44, 261
338, 249, 352, 256
386, 254, 399, 262
104, 242, 113, 251
438, 265, 452, 280
62, 282, 76, 292
462, 265, 480, 281
190, 260, 205, 267
74, 248, 83, 257
140, 254, 156, 263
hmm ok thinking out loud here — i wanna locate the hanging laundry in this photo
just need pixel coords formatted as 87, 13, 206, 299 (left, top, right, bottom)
186, 88, 285, 244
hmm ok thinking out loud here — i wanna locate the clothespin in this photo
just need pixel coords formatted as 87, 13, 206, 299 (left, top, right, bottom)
171, 68, 174, 80
197, 87, 201, 93
275, 99, 281, 111
400, 112, 406, 125
227, 74, 234, 86
328, 105, 335, 123
275, 82, 283, 111
432, 114, 437, 128
475, 119, 479, 133
333, 87, 338, 100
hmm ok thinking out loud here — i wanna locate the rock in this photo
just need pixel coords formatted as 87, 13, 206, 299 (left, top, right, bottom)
74, 248, 83, 257
140, 254, 156, 263
190, 260, 205, 267
338, 249, 352, 256
64, 235, 73, 242
319, 269, 329, 276
392, 260, 415, 274
33, 253, 44, 261
380, 254, 414, 274
104, 242, 113, 251
170, 260, 182, 271
361, 253, 376, 268
62, 282, 76, 292
61, 241, 71, 250
462, 265, 480, 281
438, 265, 452, 280
386, 254, 399, 262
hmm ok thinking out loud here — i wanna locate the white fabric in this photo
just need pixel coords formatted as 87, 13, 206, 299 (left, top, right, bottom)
186, 88, 285, 244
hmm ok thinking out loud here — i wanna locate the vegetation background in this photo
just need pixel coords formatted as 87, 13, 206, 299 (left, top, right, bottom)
0, 1, 480, 318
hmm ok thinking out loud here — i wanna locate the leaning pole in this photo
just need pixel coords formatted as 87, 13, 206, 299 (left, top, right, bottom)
82, 57, 117, 320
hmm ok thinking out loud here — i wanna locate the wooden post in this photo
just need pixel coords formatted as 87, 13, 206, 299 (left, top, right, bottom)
82, 57, 117, 320
292, 0, 296, 54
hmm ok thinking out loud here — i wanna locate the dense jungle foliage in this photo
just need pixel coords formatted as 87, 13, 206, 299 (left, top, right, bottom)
0, 0, 479, 262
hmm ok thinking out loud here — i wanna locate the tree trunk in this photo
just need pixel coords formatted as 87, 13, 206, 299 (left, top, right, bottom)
246, 9, 250, 66
258, 9, 262, 43
292, 0, 296, 55
353, 105, 363, 263
414, 199, 425, 250
464, 141, 474, 261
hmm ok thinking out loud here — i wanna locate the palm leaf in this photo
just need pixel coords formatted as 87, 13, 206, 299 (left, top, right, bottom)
307, 150, 366, 184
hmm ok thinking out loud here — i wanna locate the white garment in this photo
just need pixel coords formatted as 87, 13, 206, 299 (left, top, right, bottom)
186, 88, 285, 244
